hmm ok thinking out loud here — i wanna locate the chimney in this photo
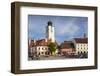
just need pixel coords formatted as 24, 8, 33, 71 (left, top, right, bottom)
33, 40, 36, 43
45, 38, 47, 42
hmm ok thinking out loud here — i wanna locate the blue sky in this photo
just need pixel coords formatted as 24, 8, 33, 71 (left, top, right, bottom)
28, 15, 88, 43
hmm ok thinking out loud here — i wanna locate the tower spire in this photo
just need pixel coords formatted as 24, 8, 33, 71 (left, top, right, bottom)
46, 21, 55, 42
48, 21, 52, 26
83, 33, 86, 38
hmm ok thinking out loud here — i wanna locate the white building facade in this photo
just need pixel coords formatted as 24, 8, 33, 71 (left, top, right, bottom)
73, 38, 88, 54
31, 46, 49, 56
29, 39, 51, 57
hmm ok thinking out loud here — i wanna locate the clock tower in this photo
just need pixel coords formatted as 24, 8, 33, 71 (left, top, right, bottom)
46, 21, 55, 42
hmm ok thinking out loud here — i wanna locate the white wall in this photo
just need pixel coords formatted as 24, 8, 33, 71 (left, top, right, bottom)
0, 0, 100, 76
76, 43, 88, 53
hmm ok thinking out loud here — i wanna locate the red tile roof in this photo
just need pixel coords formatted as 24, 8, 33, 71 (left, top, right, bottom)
74, 38, 88, 43
36, 39, 49, 46
29, 39, 52, 47
60, 41, 75, 49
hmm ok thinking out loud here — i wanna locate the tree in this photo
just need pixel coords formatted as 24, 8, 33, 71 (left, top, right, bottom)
48, 42, 56, 55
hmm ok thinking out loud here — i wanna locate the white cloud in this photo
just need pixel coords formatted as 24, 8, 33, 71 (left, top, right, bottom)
56, 19, 80, 36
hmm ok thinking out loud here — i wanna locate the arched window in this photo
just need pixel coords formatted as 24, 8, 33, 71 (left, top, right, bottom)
42, 52, 44, 54
38, 52, 40, 55
38, 47, 40, 50
78, 51, 80, 54
45, 48, 47, 50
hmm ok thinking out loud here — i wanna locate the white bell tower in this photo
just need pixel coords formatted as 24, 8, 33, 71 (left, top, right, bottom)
46, 21, 55, 42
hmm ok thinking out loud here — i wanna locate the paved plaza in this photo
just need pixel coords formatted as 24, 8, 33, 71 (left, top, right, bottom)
28, 53, 88, 60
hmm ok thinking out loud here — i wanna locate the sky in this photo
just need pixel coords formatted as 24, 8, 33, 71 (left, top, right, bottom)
28, 15, 88, 44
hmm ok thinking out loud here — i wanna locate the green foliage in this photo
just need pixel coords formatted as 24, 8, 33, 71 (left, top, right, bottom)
48, 42, 56, 55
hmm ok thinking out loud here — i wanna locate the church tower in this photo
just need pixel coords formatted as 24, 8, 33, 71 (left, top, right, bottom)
46, 21, 55, 42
